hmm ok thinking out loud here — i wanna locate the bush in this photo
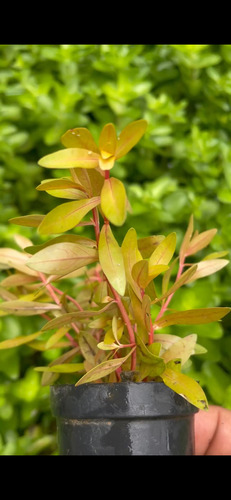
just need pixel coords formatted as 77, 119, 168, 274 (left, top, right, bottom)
0, 44, 231, 454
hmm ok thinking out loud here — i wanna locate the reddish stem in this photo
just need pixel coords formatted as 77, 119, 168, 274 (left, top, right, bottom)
153, 256, 186, 327
92, 202, 137, 372
52, 285, 83, 312
38, 272, 79, 346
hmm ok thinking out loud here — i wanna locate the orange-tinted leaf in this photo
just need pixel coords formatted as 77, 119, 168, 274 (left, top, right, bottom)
179, 214, 194, 261
101, 177, 127, 226
9, 214, 44, 228
132, 260, 149, 288
98, 224, 126, 295
138, 235, 165, 258
1, 273, 36, 288
99, 123, 117, 159
0, 300, 60, 316
61, 127, 99, 153
186, 228, 217, 256
41, 302, 116, 331
154, 307, 231, 329
0, 248, 38, 276
25, 234, 97, 255
38, 148, 100, 169
115, 119, 148, 159
73, 168, 104, 197
38, 196, 100, 235
131, 260, 167, 289
185, 259, 229, 283
27, 242, 98, 275
155, 264, 198, 303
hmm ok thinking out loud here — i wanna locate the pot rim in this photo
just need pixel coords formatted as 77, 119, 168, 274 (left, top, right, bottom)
50, 380, 198, 419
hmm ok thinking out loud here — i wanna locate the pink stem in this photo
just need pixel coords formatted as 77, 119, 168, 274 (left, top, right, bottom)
52, 285, 83, 312
153, 256, 186, 327
92, 202, 137, 372
38, 272, 79, 346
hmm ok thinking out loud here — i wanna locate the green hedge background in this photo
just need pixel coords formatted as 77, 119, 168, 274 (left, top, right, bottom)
0, 44, 231, 455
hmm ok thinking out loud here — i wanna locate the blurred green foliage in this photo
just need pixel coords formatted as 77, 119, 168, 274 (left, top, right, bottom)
1, 44, 231, 454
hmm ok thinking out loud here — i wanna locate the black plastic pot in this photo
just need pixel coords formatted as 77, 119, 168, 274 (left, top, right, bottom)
50, 382, 198, 455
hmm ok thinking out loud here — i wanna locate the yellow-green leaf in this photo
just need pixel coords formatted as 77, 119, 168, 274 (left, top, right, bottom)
36, 178, 86, 192
154, 307, 231, 329
38, 148, 100, 169
97, 342, 118, 351
203, 251, 229, 260
162, 334, 197, 366
121, 228, 143, 299
78, 332, 99, 365
35, 363, 84, 373
99, 155, 116, 171
45, 327, 70, 349
27, 242, 98, 275
99, 123, 117, 159
41, 302, 117, 331
38, 196, 100, 235
101, 177, 127, 226
115, 119, 148, 159
98, 224, 126, 296
0, 330, 42, 349
161, 368, 208, 410
9, 214, 44, 228
61, 128, 99, 153
75, 348, 135, 386
0, 300, 60, 316
149, 233, 176, 270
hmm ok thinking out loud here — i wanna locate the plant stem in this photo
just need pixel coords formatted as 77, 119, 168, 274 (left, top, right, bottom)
108, 284, 137, 371
52, 285, 83, 312
92, 207, 100, 246
92, 203, 137, 372
153, 256, 186, 326
38, 272, 79, 346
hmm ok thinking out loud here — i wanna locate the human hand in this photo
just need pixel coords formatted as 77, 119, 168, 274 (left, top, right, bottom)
194, 404, 231, 455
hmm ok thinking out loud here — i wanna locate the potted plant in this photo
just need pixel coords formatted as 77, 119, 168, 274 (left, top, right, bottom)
0, 119, 230, 455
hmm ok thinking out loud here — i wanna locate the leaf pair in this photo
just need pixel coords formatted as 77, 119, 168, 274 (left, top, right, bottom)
180, 214, 218, 261
38, 120, 148, 173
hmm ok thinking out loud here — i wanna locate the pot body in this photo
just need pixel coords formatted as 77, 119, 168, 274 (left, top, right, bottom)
50, 382, 198, 455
